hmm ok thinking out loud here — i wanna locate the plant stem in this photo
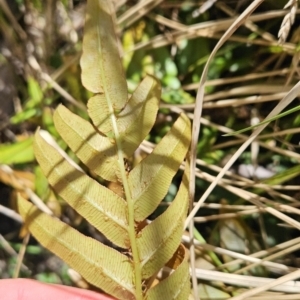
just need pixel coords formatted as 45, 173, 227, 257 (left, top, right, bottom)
102, 92, 143, 299
110, 108, 143, 300
98, 13, 143, 292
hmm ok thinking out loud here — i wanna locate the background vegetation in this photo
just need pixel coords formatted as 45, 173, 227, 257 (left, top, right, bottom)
0, 0, 300, 299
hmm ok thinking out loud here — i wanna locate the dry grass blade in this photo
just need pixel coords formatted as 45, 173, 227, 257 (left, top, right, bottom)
0, 0, 27, 40
220, 237, 300, 273
248, 295, 300, 300
191, 165, 300, 231
0, 164, 53, 215
182, 235, 298, 274
147, 13, 188, 31
0, 234, 29, 273
130, 10, 294, 52
193, 0, 218, 17
182, 68, 291, 90
235, 242, 300, 275
218, 2, 276, 42
187, 0, 265, 227
186, 79, 300, 228
186, 3, 265, 296
117, 0, 164, 29
0, 204, 22, 223
230, 269, 300, 299
13, 233, 30, 278
26, 56, 86, 111
193, 269, 300, 294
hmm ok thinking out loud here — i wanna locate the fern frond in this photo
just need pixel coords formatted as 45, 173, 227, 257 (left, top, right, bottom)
17, 1, 192, 299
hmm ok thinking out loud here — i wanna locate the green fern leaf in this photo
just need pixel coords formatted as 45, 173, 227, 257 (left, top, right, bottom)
34, 129, 129, 248
18, 196, 135, 300
18, 0, 192, 299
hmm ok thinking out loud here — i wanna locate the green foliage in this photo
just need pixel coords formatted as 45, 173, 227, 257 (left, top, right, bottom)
0, 137, 35, 164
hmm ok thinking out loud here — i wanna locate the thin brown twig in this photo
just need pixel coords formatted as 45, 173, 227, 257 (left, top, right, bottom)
13, 233, 30, 278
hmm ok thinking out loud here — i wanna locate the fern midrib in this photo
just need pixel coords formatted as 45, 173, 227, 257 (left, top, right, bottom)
97, 23, 143, 299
